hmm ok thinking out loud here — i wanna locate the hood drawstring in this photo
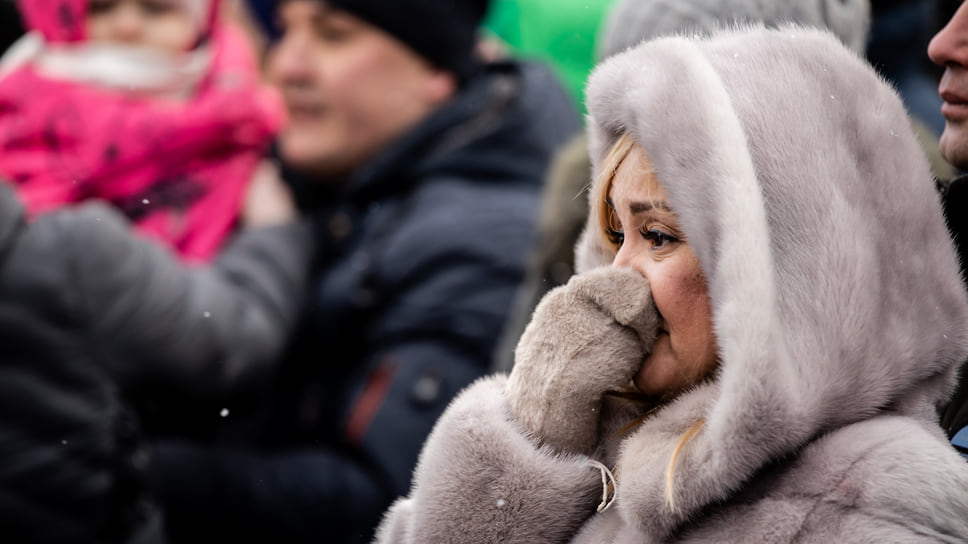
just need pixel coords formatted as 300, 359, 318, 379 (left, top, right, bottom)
588, 459, 617, 512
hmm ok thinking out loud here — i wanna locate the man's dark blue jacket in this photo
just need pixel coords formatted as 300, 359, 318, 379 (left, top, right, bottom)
152, 59, 579, 543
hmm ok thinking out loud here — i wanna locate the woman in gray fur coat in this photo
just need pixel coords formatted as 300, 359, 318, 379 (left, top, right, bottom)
376, 25, 968, 543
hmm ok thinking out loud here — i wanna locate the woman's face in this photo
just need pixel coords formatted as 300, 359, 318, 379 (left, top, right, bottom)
606, 145, 718, 397
86, 0, 200, 53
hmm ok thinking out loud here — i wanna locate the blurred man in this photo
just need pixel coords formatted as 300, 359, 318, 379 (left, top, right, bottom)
928, 0, 968, 455
150, 0, 578, 542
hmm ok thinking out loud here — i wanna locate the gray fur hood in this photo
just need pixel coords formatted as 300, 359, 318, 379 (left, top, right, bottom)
574, 24, 968, 536
600, 0, 870, 58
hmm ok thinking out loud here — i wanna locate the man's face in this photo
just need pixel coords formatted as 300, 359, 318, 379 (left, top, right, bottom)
930, 1, 968, 170
268, 1, 455, 179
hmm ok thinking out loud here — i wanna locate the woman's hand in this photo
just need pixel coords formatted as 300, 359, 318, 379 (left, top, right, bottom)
506, 266, 658, 455
242, 160, 295, 228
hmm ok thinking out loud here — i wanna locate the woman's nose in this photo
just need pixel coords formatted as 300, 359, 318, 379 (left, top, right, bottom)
612, 239, 652, 282
612, 240, 636, 269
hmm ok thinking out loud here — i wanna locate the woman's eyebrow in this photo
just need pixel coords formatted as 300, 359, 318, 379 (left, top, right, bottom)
629, 200, 670, 214
605, 198, 671, 214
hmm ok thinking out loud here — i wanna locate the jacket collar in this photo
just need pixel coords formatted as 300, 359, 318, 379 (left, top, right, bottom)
343, 62, 519, 203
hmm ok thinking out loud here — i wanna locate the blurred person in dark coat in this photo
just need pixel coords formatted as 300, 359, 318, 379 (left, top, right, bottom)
0, 164, 313, 544
868, 0, 946, 135
866, 0, 954, 180
147, 0, 579, 543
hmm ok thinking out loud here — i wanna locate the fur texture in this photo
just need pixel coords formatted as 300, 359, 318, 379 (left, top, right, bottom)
506, 266, 658, 455
375, 376, 604, 544
600, 0, 870, 58
376, 27, 968, 543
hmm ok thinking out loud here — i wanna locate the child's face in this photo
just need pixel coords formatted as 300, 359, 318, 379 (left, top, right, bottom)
86, 0, 200, 52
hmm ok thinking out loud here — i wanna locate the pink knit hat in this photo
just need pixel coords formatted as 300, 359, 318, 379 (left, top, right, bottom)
17, 0, 218, 44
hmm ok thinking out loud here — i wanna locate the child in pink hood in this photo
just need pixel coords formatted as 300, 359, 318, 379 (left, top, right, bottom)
0, 0, 285, 261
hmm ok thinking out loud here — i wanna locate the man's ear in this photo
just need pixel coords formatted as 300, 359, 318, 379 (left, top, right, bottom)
423, 69, 458, 105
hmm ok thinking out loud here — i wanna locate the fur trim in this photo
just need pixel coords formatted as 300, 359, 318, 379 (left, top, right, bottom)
599, 0, 870, 59
386, 375, 604, 543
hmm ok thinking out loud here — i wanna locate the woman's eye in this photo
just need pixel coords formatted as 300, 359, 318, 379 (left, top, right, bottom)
642, 229, 678, 248
606, 228, 624, 247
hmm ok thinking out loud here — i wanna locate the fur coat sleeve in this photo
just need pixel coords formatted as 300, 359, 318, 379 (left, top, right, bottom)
374, 375, 605, 544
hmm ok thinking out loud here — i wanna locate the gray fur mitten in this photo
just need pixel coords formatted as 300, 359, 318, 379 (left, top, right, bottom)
506, 266, 659, 455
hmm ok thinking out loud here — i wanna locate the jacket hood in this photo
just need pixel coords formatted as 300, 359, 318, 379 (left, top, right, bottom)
600, 0, 870, 59
577, 25, 968, 539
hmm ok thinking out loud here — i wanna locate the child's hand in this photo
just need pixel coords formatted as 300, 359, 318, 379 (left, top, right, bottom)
243, 160, 296, 228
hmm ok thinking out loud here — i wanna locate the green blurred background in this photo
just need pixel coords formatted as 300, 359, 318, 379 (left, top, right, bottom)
483, 0, 618, 116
